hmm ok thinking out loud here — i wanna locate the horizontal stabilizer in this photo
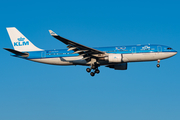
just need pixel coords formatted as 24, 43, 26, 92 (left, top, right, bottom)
4, 48, 29, 57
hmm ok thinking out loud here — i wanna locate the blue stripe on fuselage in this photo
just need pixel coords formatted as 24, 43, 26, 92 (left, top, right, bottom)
14, 44, 177, 59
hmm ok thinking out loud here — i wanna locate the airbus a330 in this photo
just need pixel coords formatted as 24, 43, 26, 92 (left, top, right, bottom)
4, 27, 177, 76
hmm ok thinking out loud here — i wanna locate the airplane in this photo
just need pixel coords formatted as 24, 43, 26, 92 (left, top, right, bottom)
4, 27, 177, 76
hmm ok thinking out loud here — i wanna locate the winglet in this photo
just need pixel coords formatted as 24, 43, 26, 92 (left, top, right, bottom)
49, 30, 58, 36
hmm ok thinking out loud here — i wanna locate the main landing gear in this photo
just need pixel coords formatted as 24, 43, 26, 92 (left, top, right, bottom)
157, 59, 160, 68
86, 68, 100, 76
86, 64, 100, 77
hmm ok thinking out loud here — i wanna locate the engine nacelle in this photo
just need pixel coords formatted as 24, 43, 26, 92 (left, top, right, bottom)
107, 63, 127, 70
108, 54, 122, 63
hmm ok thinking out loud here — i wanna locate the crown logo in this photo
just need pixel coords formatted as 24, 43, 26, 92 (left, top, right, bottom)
17, 37, 25, 41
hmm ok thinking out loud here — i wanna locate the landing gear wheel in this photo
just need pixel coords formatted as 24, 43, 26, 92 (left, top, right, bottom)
86, 68, 91, 73
157, 64, 160, 68
95, 69, 100, 74
90, 72, 95, 76
157, 60, 160, 68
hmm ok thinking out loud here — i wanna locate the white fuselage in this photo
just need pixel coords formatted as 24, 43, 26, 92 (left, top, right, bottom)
29, 52, 177, 66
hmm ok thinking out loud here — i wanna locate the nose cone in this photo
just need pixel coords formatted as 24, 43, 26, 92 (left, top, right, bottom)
165, 50, 177, 59
171, 50, 177, 57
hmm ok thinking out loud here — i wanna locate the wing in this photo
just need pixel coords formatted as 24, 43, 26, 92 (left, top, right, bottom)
49, 30, 105, 59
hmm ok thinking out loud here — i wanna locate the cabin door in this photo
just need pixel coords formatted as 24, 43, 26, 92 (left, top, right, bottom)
132, 47, 136, 53
157, 46, 162, 52
41, 51, 46, 58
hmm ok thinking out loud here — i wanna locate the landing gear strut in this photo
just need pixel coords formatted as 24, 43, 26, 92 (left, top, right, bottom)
157, 59, 160, 68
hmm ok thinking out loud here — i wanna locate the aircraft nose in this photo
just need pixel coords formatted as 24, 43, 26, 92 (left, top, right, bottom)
173, 51, 177, 56
175, 51, 177, 55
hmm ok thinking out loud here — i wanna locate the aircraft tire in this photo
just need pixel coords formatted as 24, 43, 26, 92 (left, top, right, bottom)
95, 69, 100, 74
86, 68, 91, 73
90, 72, 95, 76
157, 64, 160, 68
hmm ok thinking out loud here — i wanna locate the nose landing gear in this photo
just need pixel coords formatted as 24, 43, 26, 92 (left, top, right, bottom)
157, 64, 160, 68
157, 59, 160, 68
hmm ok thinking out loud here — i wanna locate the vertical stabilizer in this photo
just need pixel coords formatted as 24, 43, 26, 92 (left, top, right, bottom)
6, 27, 42, 52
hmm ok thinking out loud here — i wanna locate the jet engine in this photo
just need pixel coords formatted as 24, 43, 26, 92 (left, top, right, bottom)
99, 54, 122, 63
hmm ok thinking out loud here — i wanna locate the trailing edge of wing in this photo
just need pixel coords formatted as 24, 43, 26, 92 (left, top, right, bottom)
48, 30, 105, 55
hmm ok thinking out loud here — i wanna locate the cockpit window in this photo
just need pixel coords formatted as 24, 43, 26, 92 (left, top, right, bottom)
167, 47, 172, 50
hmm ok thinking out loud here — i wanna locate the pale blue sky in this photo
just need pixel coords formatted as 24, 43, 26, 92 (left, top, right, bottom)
0, 0, 180, 120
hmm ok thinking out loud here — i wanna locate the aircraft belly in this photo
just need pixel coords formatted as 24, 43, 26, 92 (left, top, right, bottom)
29, 56, 87, 65
124, 53, 157, 62
123, 52, 176, 62
29, 58, 73, 65
155, 52, 177, 60
61, 56, 87, 65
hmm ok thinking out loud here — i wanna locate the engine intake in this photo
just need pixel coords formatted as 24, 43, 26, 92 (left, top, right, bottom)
99, 54, 122, 63
108, 54, 122, 63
